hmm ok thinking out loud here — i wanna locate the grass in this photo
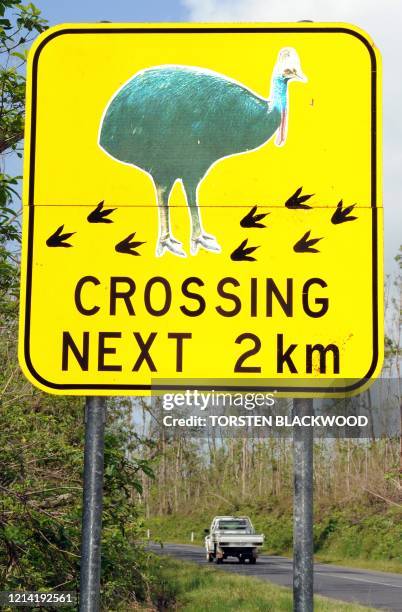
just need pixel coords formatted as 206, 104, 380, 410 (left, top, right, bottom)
314, 554, 402, 575
150, 556, 375, 611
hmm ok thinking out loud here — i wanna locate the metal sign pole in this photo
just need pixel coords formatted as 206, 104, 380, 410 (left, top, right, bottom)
293, 398, 314, 612
79, 396, 106, 612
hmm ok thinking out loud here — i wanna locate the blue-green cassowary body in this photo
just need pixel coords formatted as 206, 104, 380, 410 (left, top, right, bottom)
100, 66, 280, 187
99, 49, 305, 257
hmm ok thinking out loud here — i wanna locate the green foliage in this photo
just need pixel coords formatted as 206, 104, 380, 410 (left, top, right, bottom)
0, 1, 46, 250
0, 0, 46, 152
0, 245, 18, 319
0, 320, 158, 607
0, 225, 159, 609
313, 504, 402, 564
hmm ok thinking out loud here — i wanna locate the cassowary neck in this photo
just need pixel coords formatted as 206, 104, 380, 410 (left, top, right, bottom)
269, 75, 288, 111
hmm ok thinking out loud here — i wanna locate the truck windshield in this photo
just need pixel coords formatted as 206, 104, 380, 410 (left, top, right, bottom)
217, 519, 250, 531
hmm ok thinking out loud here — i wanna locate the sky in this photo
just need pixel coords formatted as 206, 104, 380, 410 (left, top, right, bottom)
10, 0, 402, 273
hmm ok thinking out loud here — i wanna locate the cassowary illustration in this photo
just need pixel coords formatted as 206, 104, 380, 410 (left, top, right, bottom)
99, 48, 306, 257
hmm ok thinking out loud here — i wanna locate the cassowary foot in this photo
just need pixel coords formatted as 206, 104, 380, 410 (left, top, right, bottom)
156, 235, 186, 258
190, 233, 221, 255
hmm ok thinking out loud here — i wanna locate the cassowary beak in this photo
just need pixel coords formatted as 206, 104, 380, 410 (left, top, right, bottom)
293, 68, 307, 82
296, 70, 307, 82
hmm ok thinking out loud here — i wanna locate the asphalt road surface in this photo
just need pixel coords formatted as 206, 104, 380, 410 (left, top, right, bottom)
150, 542, 402, 611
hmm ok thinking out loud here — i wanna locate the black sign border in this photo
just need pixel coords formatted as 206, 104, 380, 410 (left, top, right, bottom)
23, 25, 380, 394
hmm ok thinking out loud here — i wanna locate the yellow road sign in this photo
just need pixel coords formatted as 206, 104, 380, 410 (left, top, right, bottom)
19, 23, 383, 396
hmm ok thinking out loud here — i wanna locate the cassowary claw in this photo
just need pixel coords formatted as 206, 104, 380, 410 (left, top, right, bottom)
156, 235, 186, 258
190, 234, 221, 255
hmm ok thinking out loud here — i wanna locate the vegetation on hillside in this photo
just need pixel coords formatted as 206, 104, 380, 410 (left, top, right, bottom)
147, 501, 402, 574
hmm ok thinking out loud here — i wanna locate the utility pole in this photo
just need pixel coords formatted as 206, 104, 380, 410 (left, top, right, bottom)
79, 397, 106, 612
293, 398, 314, 612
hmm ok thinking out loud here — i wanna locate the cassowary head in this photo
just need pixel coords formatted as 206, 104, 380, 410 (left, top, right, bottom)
275, 47, 307, 83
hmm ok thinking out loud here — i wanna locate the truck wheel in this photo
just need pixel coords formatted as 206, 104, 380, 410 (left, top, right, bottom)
250, 557, 257, 564
215, 557, 223, 564
206, 553, 213, 563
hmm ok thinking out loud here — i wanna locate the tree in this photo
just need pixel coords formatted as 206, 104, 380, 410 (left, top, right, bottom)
385, 246, 402, 479
0, 0, 46, 255
0, 1, 46, 151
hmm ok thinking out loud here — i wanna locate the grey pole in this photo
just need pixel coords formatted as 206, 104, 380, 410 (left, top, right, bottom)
293, 398, 314, 612
79, 396, 106, 612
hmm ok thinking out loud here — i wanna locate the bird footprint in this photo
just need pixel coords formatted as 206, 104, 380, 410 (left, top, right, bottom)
240, 205, 269, 228
46, 225, 75, 248
115, 232, 146, 256
231, 239, 259, 261
293, 230, 322, 253
331, 200, 358, 224
87, 200, 116, 223
285, 187, 314, 209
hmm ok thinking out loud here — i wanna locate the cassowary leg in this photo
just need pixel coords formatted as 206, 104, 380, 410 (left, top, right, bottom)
155, 184, 186, 258
183, 180, 221, 256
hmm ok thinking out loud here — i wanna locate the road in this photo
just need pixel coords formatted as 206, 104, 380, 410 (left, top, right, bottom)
150, 542, 402, 611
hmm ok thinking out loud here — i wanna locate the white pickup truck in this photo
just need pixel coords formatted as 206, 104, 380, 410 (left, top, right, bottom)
205, 516, 264, 564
